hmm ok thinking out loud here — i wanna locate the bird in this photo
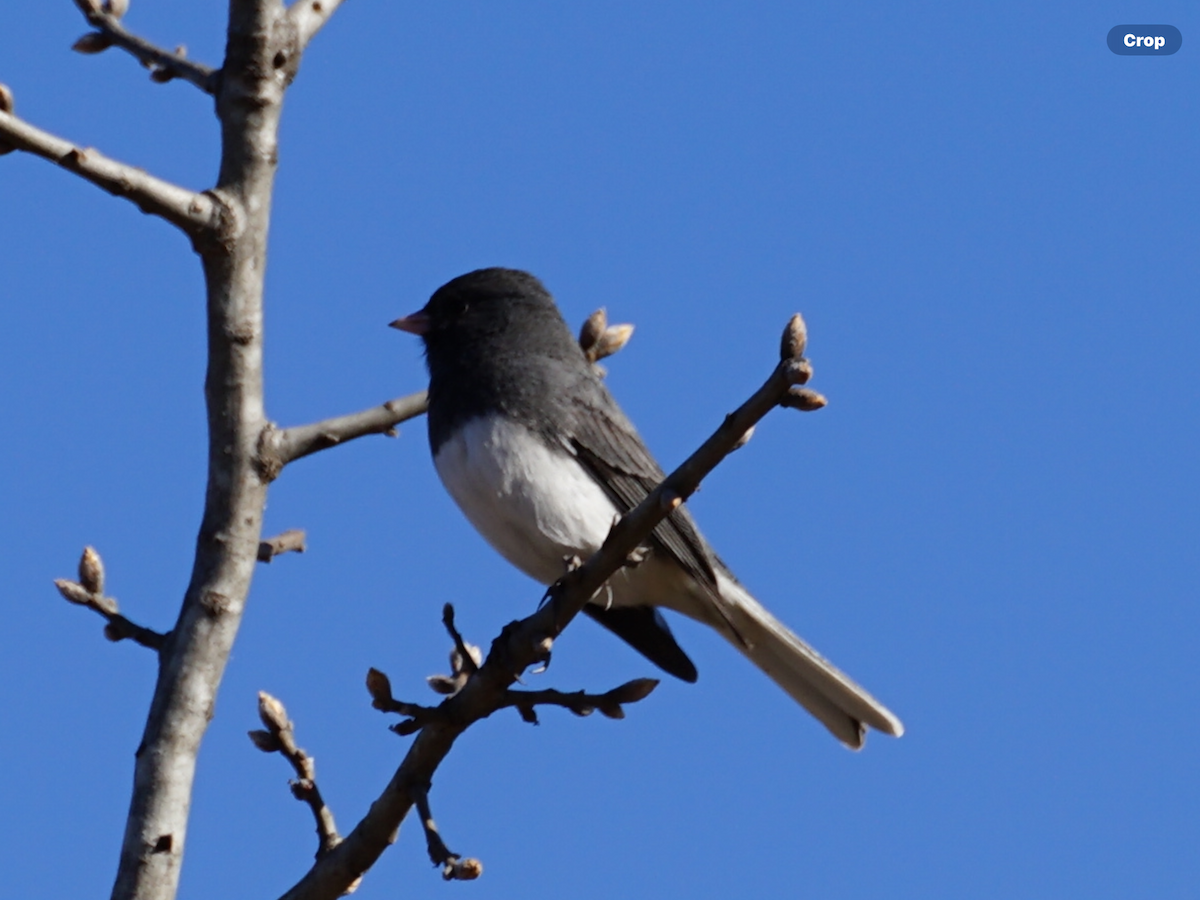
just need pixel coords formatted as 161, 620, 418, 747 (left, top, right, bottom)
391, 267, 903, 748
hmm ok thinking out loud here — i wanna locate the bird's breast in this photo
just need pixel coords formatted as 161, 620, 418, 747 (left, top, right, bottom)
432, 415, 619, 585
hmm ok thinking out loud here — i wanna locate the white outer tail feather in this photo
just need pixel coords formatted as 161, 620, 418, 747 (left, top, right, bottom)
716, 573, 905, 749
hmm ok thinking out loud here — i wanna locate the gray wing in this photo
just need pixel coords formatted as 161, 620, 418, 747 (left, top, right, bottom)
565, 378, 722, 596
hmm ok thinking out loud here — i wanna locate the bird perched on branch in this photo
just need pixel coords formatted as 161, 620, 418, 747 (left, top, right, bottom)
391, 267, 903, 748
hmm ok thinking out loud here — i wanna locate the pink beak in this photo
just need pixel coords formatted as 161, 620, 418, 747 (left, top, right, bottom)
388, 311, 430, 335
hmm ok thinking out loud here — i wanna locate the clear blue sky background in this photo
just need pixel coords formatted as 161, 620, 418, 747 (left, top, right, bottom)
2, 3, 1197, 898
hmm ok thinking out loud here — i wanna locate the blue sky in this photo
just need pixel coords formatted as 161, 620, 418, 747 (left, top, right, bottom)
2, 2, 1197, 898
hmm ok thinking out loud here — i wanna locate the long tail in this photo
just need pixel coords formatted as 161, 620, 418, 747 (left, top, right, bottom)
716, 573, 904, 749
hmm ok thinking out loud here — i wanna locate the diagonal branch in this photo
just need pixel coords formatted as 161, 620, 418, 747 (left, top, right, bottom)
288, 0, 352, 49
276, 315, 823, 900
71, 0, 219, 94
0, 105, 220, 237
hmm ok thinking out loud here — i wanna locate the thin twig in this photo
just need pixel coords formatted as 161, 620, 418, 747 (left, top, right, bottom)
440, 604, 478, 677
265, 390, 429, 474
288, 0, 351, 49
411, 786, 482, 881
0, 107, 220, 236
250, 692, 342, 858
258, 529, 307, 562
501, 678, 659, 724
70, 0, 219, 93
277, 316, 823, 900
54, 547, 167, 652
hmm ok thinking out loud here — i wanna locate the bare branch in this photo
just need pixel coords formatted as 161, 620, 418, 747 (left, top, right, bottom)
249, 692, 343, 858
411, 786, 482, 881
110, 2, 293, 896
70, 0, 219, 93
502, 678, 660, 724
264, 390, 429, 474
258, 529, 308, 562
288, 0, 351, 49
277, 316, 823, 900
0, 106, 220, 236
53, 547, 167, 652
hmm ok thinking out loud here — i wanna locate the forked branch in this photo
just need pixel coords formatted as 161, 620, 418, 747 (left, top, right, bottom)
277, 313, 824, 900
70, 0, 219, 93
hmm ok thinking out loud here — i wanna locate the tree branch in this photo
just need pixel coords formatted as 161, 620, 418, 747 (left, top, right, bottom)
287, 0, 351, 49
258, 529, 308, 562
249, 692, 343, 859
411, 786, 482, 881
263, 390, 429, 475
0, 104, 220, 237
70, 0, 219, 93
501, 678, 660, 724
53, 547, 167, 652
109, 2, 295, 898
276, 314, 823, 900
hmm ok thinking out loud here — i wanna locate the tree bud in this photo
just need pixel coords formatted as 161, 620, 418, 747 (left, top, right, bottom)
366, 668, 394, 704
257, 691, 290, 733
54, 578, 92, 605
247, 729, 282, 753
780, 312, 807, 361
72, 32, 115, 54
579, 308, 607, 358
594, 324, 634, 361
79, 546, 105, 595
782, 386, 827, 411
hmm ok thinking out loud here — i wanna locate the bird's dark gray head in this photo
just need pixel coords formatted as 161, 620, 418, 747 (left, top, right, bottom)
391, 268, 588, 448
390, 268, 558, 341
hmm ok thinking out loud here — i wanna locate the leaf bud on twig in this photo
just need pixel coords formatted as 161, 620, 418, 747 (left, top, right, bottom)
579, 308, 607, 359
106, 0, 129, 19
247, 729, 283, 753
593, 323, 635, 361
79, 545, 105, 595
365, 668, 394, 706
0, 83, 13, 114
72, 32, 115, 54
782, 386, 827, 412
54, 578, 93, 606
780, 312, 808, 361
606, 677, 659, 705
257, 691, 290, 734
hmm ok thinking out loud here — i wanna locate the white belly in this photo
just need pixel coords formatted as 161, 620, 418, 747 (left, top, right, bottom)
433, 415, 619, 585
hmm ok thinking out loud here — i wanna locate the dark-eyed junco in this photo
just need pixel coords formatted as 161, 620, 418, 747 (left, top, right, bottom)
391, 268, 903, 748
